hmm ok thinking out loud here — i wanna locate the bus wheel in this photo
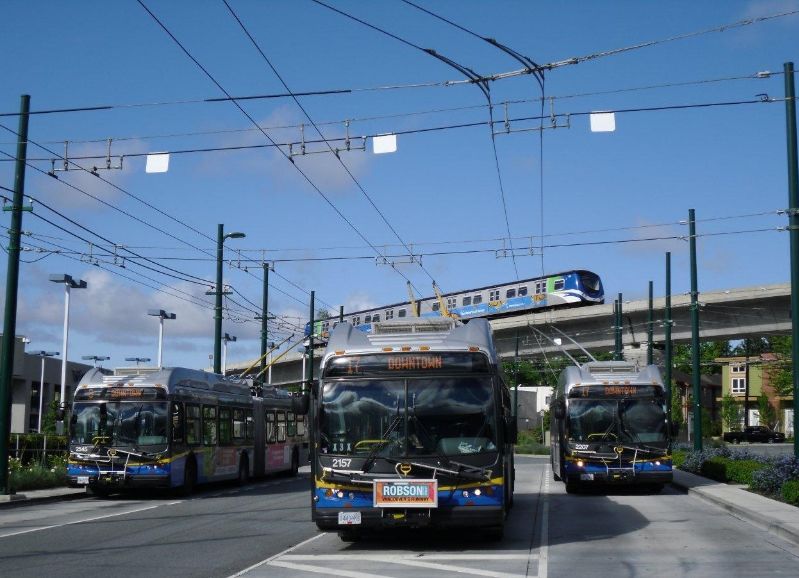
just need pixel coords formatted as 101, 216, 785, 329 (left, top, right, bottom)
565, 481, 579, 494
238, 455, 250, 486
86, 484, 109, 498
181, 458, 197, 496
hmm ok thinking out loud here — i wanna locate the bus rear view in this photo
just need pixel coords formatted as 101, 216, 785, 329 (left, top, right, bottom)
311, 318, 515, 540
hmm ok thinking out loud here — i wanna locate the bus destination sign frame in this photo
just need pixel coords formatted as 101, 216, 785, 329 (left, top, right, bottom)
373, 479, 438, 508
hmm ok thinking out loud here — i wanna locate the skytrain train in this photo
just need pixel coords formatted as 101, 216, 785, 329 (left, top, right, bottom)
305, 269, 604, 340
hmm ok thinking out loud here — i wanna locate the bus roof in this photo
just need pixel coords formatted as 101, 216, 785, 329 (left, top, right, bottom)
321, 317, 499, 369
559, 361, 664, 391
77, 366, 254, 398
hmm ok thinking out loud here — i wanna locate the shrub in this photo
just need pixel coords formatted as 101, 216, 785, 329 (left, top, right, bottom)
725, 460, 767, 485
751, 456, 799, 496
672, 450, 687, 469
781, 480, 799, 506
700, 457, 728, 482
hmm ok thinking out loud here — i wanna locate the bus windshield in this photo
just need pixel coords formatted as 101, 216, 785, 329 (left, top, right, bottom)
70, 401, 169, 449
567, 398, 666, 444
319, 376, 497, 458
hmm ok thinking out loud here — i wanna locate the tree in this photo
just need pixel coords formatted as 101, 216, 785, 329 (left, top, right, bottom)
672, 341, 730, 376
768, 336, 793, 397
721, 393, 743, 432
757, 392, 777, 429
671, 387, 684, 431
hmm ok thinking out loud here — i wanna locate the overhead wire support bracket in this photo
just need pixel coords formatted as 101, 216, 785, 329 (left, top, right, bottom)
288, 121, 366, 159
375, 254, 422, 267
48, 139, 123, 177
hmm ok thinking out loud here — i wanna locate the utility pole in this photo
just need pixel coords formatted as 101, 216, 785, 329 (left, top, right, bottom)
689, 208, 702, 451
613, 299, 619, 360
784, 62, 799, 458
647, 280, 654, 365
306, 291, 315, 391
0, 95, 30, 495
665, 252, 673, 426
260, 262, 269, 389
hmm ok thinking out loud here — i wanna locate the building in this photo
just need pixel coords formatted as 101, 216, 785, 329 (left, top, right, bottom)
514, 385, 553, 433
716, 354, 792, 435
1, 334, 92, 433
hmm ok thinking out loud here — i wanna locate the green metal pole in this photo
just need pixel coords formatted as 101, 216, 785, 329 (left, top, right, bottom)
617, 292, 623, 361
259, 263, 269, 390
784, 62, 799, 458
665, 252, 673, 426
214, 224, 223, 374
513, 330, 519, 423
0, 95, 30, 495
339, 305, 344, 323
647, 280, 654, 365
306, 291, 315, 388
689, 209, 702, 451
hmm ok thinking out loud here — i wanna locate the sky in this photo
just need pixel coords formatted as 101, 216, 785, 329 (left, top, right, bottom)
1, 0, 798, 371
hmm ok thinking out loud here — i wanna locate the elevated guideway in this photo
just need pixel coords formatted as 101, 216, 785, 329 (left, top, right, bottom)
233, 283, 791, 387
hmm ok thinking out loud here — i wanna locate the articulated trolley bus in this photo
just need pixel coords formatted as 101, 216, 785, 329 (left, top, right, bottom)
67, 367, 308, 495
550, 361, 674, 493
311, 318, 516, 540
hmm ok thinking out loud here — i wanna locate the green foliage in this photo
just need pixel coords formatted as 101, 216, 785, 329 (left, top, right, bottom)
41, 399, 60, 435
781, 479, 799, 506
515, 429, 549, 455
721, 393, 743, 432
671, 387, 683, 429
697, 456, 766, 485
768, 336, 793, 397
672, 450, 687, 469
8, 461, 67, 492
757, 392, 777, 430
672, 341, 730, 376
700, 457, 727, 482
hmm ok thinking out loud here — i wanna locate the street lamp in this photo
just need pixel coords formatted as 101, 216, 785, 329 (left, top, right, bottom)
125, 357, 151, 366
222, 333, 237, 375
208, 224, 245, 374
32, 351, 58, 433
49, 273, 86, 433
147, 309, 176, 368
82, 355, 110, 368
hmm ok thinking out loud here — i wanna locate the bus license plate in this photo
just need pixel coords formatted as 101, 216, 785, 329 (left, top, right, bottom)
77, 476, 89, 485
580, 473, 594, 481
338, 512, 361, 525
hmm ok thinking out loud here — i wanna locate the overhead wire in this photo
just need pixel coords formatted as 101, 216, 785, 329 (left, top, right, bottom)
137, 0, 429, 301
223, 0, 437, 293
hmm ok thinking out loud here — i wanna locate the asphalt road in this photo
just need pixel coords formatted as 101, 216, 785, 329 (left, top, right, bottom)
2, 458, 799, 577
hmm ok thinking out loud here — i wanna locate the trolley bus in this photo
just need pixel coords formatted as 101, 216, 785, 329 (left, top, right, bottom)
550, 361, 674, 493
311, 317, 516, 540
67, 366, 308, 495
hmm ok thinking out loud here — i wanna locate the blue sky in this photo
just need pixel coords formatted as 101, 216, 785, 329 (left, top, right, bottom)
1, 0, 798, 370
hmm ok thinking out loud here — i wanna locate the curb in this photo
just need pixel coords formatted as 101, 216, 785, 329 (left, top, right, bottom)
0, 488, 86, 508
671, 470, 799, 547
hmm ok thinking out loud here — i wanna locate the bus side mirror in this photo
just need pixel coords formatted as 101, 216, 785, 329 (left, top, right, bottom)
505, 417, 518, 444
552, 400, 565, 420
292, 392, 310, 415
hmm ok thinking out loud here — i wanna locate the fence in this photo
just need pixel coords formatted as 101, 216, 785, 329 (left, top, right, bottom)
8, 434, 68, 465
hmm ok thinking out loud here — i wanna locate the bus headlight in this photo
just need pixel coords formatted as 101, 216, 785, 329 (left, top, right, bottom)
576, 460, 585, 468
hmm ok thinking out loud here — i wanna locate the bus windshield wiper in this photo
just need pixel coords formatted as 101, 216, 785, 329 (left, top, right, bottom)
362, 412, 404, 473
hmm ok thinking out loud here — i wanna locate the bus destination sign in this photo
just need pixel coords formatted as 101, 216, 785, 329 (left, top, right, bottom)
373, 479, 438, 508
324, 352, 489, 378
568, 384, 663, 399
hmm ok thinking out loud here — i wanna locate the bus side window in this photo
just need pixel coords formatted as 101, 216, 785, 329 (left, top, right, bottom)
233, 409, 245, 441
245, 410, 254, 442
287, 411, 297, 437
297, 415, 307, 437
277, 412, 287, 443
171, 402, 185, 444
266, 412, 276, 444
186, 404, 201, 445
203, 405, 217, 446
219, 407, 232, 445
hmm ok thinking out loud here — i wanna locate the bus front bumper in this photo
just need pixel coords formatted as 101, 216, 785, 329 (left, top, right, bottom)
314, 505, 504, 531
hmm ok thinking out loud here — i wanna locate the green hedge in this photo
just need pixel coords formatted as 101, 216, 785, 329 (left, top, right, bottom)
781, 480, 799, 506
699, 457, 766, 485
672, 450, 687, 469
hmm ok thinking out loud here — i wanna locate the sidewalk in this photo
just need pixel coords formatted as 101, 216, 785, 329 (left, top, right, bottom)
0, 486, 85, 506
672, 469, 799, 546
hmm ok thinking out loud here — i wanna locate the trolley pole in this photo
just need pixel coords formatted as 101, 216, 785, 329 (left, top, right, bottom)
617, 293, 623, 360
689, 209, 702, 451
784, 62, 799, 458
0, 95, 30, 495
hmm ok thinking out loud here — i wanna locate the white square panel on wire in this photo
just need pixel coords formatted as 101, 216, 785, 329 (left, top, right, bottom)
590, 112, 616, 133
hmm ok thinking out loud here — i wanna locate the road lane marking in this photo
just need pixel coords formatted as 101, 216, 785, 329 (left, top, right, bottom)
283, 554, 533, 561
226, 532, 325, 578
0, 502, 178, 539
267, 561, 388, 578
